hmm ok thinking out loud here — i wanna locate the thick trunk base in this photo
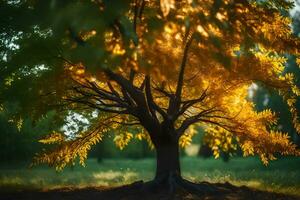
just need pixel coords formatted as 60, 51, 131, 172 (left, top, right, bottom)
145, 142, 227, 197
143, 133, 230, 197
141, 174, 228, 198
155, 142, 181, 181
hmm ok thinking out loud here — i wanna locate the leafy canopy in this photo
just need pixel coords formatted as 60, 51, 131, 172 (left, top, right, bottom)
1, 0, 300, 170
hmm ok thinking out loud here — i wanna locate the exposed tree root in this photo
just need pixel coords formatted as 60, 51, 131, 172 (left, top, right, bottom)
139, 173, 230, 198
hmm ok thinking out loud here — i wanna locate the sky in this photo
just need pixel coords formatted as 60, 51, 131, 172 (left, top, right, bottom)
291, 0, 300, 15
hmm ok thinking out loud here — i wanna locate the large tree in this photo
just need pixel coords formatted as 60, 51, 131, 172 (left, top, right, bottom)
1, 0, 300, 194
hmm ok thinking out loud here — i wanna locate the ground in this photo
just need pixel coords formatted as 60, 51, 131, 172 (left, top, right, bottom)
2, 181, 300, 200
0, 157, 300, 199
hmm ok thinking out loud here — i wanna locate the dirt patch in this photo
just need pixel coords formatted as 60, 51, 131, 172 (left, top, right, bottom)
1, 181, 299, 200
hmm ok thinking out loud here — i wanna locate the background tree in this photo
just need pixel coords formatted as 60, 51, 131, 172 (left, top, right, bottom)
0, 103, 58, 163
1, 0, 300, 194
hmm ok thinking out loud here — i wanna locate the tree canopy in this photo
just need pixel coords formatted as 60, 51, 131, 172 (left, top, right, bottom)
1, 0, 300, 171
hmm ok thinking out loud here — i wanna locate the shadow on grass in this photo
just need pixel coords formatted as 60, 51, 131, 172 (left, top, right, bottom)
1, 181, 300, 200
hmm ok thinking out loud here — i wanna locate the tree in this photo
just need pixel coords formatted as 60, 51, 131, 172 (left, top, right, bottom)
1, 0, 300, 194
0, 107, 57, 163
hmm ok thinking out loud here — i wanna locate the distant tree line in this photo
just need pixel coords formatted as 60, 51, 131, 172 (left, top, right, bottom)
0, 105, 155, 163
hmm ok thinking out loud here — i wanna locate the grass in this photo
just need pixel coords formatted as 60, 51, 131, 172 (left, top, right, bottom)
0, 157, 299, 196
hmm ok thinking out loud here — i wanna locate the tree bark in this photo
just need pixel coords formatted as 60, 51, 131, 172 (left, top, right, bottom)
154, 136, 181, 184
142, 130, 223, 196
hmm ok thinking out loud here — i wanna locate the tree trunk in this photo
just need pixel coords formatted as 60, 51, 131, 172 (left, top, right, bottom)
154, 138, 181, 184
142, 131, 223, 196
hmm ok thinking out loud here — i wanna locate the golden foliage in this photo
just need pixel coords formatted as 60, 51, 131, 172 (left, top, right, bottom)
135, 131, 155, 150
39, 131, 66, 144
34, 113, 152, 170
16, 117, 23, 132
33, 114, 118, 170
204, 127, 237, 159
296, 58, 300, 67
160, 0, 175, 17
138, 0, 300, 164
37, 0, 300, 168
179, 125, 197, 148
114, 132, 133, 150
34, 128, 104, 171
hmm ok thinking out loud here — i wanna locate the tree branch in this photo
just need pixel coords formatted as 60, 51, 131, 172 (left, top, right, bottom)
167, 32, 195, 119
177, 87, 209, 117
65, 97, 129, 114
107, 81, 121, 98
129, 68, 136, 83
177, 107, 220, 136
174, 33, 194, 101
104, 69, 160, 135
104, 69, 145, 106
145, 75, 168, 120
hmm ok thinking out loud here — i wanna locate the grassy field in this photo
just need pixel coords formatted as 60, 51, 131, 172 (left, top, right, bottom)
0, 157, 299, 196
